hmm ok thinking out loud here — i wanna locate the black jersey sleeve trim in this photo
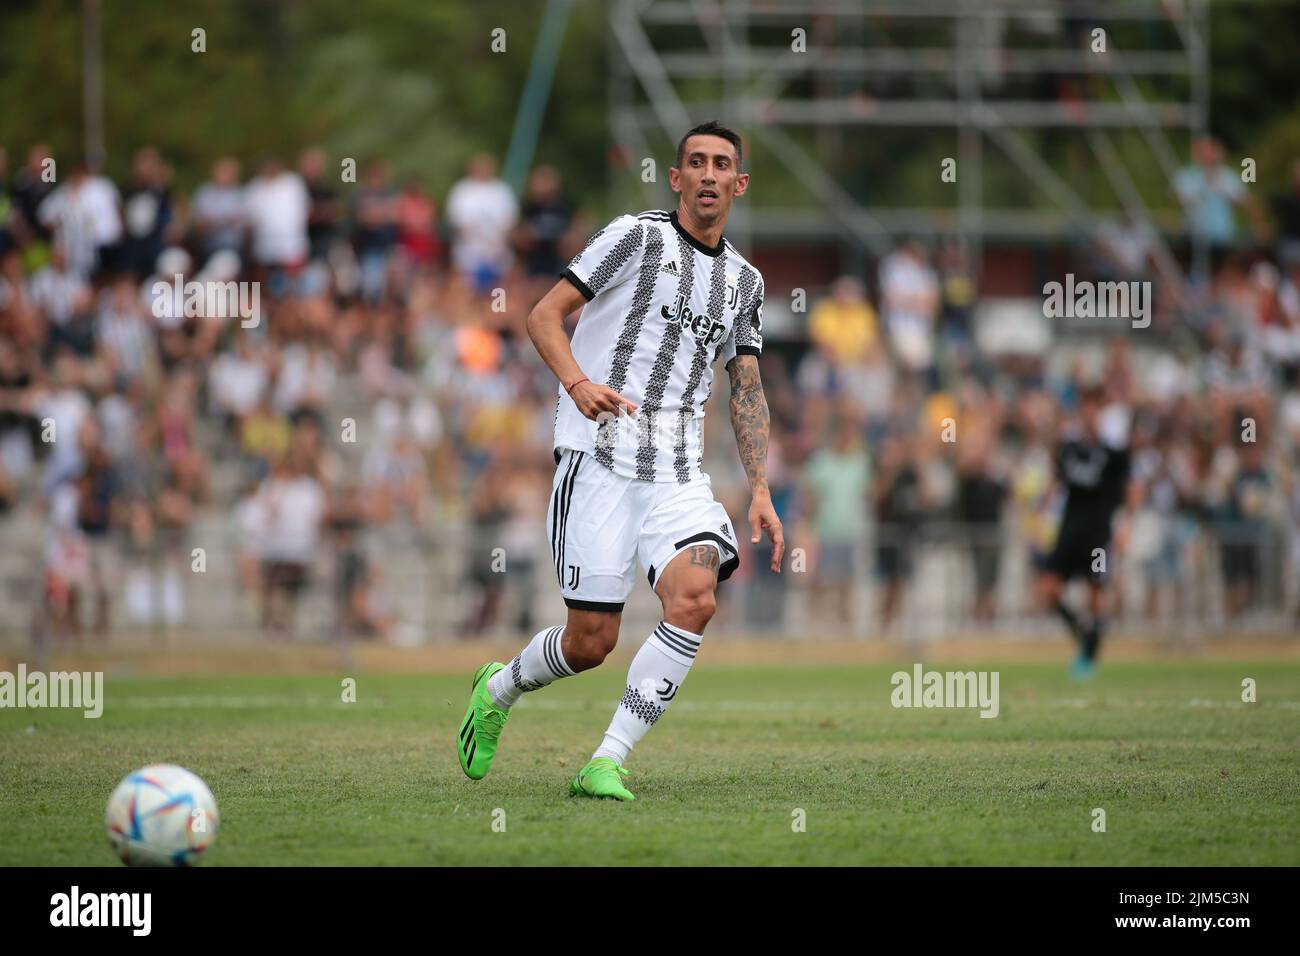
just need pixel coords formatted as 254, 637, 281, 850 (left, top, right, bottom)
561, 267, 595, 301
734, 345, 762, 358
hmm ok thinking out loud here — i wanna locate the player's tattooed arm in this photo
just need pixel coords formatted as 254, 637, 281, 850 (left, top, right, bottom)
727, 354, 785, 571
727, 354, 769, 493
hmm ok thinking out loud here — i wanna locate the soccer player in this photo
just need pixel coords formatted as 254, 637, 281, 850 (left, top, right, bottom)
1036, 385, 1131, 678
455, 121, 784, 800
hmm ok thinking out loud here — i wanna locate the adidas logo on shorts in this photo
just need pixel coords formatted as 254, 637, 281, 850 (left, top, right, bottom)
720, 522, 732, 540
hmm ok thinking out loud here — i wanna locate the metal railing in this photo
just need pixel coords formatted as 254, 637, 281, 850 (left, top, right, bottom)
1, 510, 1293, 647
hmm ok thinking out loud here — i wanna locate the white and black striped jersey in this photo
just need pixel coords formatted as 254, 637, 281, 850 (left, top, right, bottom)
555, 209, 764, 483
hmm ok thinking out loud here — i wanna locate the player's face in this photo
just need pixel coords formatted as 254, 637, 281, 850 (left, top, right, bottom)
671, 135, 748, 224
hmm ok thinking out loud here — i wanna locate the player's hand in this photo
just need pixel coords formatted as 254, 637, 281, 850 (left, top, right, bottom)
748, 491, 785, 572
569, 380, 637, 421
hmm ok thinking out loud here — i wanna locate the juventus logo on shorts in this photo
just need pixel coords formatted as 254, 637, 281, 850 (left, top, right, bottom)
566, 564, 581, 589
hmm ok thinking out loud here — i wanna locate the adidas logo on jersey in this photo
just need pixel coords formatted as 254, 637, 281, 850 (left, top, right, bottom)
660, 260, 680, 277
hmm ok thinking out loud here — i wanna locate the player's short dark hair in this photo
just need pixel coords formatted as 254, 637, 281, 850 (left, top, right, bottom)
676, 121, 743, 171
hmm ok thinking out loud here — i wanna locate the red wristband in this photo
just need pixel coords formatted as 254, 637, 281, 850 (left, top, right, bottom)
565, 377, 589, 395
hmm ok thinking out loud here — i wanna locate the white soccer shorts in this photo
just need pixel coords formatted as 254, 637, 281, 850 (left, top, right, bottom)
547, 448, 741, 612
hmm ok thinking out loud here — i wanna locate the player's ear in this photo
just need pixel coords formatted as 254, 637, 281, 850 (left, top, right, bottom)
733, 172, 749, 197
668, 166, 681, 193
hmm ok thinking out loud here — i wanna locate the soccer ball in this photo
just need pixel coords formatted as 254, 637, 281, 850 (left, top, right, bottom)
105, 764, 219, 866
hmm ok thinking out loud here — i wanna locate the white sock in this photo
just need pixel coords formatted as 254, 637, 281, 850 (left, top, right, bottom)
592, 622, 699, 764
487, 625, 575, 709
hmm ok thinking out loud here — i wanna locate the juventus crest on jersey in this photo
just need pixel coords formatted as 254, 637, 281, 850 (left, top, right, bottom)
555, 209, 765, 484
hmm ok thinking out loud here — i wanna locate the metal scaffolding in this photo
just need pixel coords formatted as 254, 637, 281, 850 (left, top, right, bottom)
607, 0, 1211, 277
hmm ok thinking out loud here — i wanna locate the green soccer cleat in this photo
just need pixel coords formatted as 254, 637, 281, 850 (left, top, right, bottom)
569, 757, 636, 801
457, 662, 509, 780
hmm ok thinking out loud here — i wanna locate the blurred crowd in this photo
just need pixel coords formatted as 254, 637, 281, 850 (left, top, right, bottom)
0, 144, 577, 641
772, 134, 1300, 633
1, 135, 1298, 643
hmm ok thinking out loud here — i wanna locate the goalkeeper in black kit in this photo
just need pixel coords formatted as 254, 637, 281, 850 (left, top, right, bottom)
1035, 385, 1132, 678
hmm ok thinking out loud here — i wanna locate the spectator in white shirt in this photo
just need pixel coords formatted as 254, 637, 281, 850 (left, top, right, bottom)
273, 336, 336, 419
446, 154, 518, 294
38, 164, 122, 279
244, 157, 310, 270
251, 452, 326, 638
29, 245, 92, 328
95, 274, 155, 385
38, 352, 93, 493
210, 335, 270, 429
880, 237, 941, 381
192, 157, 247, 264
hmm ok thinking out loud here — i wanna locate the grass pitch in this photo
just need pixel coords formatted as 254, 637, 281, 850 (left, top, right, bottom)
2, 659, 1297, 866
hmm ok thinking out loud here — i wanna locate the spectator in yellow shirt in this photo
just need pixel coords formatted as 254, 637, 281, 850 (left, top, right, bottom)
809, 276, 879, 365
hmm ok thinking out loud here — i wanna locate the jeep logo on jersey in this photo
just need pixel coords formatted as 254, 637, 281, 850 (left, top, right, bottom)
661, 294, 727, 348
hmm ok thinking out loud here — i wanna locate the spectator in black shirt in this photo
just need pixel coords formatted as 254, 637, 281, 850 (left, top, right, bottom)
517, 165, 572, 280
1271, 160, 1300, 264
119, 147, 173, 280
10, 143, 55, 245
0, 337, 40, 463
300, 148, 342, 263
0, 146, 13, 257
353, 160, 399, 303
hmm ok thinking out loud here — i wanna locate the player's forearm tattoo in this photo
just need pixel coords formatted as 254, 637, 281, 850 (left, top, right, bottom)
728, 355, 769, 495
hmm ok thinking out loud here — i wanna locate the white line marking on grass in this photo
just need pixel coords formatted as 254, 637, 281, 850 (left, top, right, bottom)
121, 696, 386, 709
518, 697, 1300, 713
514, 699, 863, 712
108, 695, 1298, 713
1043, 698, 1300, 711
